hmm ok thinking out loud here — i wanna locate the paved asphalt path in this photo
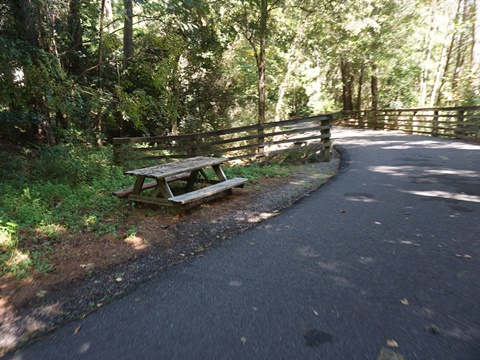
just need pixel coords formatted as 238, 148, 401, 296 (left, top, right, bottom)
7, 129, 480, 360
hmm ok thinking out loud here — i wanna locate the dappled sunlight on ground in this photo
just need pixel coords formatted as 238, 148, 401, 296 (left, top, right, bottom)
333, 128, 480, 151
246, 212, 277, 223
124, 235, 150, 250
381, 140, 480, 151
400, 190, 480, 203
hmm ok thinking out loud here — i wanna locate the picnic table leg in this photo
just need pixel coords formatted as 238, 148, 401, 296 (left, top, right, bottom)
212, 164, 227, 182
186, 170, 199, 191
132, 176, 146, 195
153, 178, 174, 199
199, 169, 211, 183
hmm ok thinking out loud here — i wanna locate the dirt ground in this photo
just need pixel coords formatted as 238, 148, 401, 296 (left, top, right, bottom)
0, 151, 340, 355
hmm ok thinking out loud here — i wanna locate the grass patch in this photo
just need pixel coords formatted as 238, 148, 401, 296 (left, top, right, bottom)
223, 163, 291, 184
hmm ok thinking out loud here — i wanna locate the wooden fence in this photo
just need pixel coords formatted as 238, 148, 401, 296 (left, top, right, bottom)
113, 114, 332, 169
336, 106, 480, 142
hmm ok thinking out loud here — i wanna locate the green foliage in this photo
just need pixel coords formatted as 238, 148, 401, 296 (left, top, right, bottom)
0, 146, 129, 230
0, 144, 134, 277
0, 220, 51, 278
1, 0, 479, 146
223, 163, 291, 184
285, 86, 312, 118
267, 146, 322, 165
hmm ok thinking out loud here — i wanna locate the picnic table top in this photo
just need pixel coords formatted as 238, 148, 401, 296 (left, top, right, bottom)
124, 156, 228, 179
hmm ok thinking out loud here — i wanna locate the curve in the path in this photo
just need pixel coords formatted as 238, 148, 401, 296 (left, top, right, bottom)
8, 128, 480, 360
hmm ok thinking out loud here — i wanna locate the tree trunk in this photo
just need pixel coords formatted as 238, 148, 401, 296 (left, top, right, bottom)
452, 0, 466, 93
105, 0, 114, 30
430, 36, 449, 106
356, 64, 364, 111
171, 54, 181, 135
274, 21, 306, 122
67, 0, 85, 77
436, 31, 455, 105
435, 0, 461, 105
12, 0, 39, 49
123, 0, 133, 69
340, 58, 354, 111
12, 0, 50, 142
472, 0, 480, 71
96, 0, 107, 146
371, 63, 378, 111
257, 0, 268, 153
419, 2, 436, 107
470, 0, 480, 99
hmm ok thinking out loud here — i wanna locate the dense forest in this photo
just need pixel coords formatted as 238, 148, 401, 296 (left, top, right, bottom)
1, 0, 479, 145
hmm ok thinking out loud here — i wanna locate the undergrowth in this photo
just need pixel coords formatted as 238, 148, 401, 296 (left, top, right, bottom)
0, 145, 299, 278
0, 145, 132, 278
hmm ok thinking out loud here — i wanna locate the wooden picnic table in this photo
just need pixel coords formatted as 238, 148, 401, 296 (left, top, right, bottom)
120, 156, 248, 208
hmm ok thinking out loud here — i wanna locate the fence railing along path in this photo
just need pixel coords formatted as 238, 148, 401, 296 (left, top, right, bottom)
336, 106, 480, 142
113, 114, 332, 169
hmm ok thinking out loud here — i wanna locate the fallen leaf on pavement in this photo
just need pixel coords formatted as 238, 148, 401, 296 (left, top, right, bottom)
74, 325, 81, 334
387, 340, 399, 348
425, 323, 441, 335
400, 299, 409, 305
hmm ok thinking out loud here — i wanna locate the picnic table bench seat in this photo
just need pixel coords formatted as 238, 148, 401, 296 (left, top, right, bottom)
168, 177, 248, 205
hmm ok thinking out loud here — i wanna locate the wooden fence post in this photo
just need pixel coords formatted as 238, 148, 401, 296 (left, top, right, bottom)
455, 110, 465, 138
257, 126, 265, 155
432, 110, 439, 137
320, 116, 331, 162
367, 110, 376, 129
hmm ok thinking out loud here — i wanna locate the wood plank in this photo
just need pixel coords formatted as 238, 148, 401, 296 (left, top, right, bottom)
156, 178, 174, 198
213, 164, 227, 182
169, 178, 248, 204
113, 115, 331, 144
127, 194, 176, 206
125, 135, 333, 163
112, 172, 191, 197
115, 124, 331, 153
125, 156, 227, 178
113, 180, 156, 197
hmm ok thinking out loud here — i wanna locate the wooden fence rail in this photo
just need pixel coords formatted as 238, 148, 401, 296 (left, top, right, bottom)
336, 106, 480, 142
113, 114, 332, 169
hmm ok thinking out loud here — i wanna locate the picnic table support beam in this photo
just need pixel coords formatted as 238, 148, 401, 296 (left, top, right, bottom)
154, 178, 174, 199
186, 170, 200, 191
132, 176, 146, 195
213, 164, 227, 182
199, 169, 210, 182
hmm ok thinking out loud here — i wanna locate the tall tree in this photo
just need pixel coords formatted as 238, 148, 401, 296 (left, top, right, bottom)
123, 0, 133, 69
